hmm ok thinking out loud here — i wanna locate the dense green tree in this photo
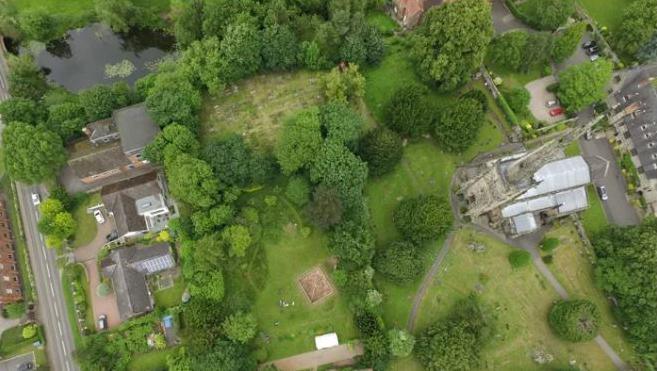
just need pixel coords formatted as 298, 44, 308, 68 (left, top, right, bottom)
309, 141, 368, 209
523, 32, 554, 71
362, 331, 391, 369
7, 55, 48, 101
172, 0, 204, 48
329, 220, 375, 268
189, 269, 225, 301
358, 127, 402, 177
165, 154, 220, 209
412, 0, 493, 91
305, 184, 344, 229
0, 97, 45, 125
487, 31, 529, 72
95, 0, 139, 33
507, 250, 531, 268
557, 59, 613, 113
461, 89, 488, 112
37, 198, 76, 248
170, 342, 256, 371
191, 205, 234, 236
552, 23, 586, 63
285, 176, 311, 207
393, 195, 452, 244
321, 63, 365, 105
320, 101, 363, 146
388, 328, 415, 358
299, 40, 328, 70
219, 21, 262, 83
504, 87, 531, 116
519, 0, 574, 30
435, 97, 484, 153
261, 24, 299, 71
275, 107, 323, 174
415, 297, 491, 370
3, 302, 25, 319
78, 84, 130, 122
144, 124, 200, 165
222, 311, 258, 344
363, 25, 385, 65
146, 69, 202, 128
3, 123, 67, 183
179, 36, 224, 94
46, 101, 87, 141
384, 84, 433, 138
637, 32, 657, 62
223, 225, 252, 258
373, 240, 422, 283
76, 334, 117, 371
548, 299, 600, 342
592, 219, 657, 356
203, 135, 270, 187
19, 9, 58, 41
613, 0, 657, 57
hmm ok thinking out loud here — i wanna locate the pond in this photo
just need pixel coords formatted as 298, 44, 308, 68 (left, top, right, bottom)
21, 23, 175, 92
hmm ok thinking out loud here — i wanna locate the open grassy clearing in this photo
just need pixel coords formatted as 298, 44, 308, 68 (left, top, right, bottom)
577, 0, 633, 34
153, 277, 186, 309
580, 184, 608, 237
251, 195, 357, 361
366, 11, 398, 34
71, 193, 101, 248
200, 71, 325, 150
543, 222, 638, 365
127, 347, 177, 371
411, 228, 616, 371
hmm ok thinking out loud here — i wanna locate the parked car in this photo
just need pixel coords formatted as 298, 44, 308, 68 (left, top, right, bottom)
590, 54, 600, 62
584, 131, 593, 140
546, 100, 558, 108
17, 362, 34, 371
598, 185, 609, 201
93, 209, 105, 224
106, 231, 118, 242
585, 45, 600, 54
582, 40, 597, 49
98, 314, 107, 330
31, 193, 40, 206
549, 107, 564, 117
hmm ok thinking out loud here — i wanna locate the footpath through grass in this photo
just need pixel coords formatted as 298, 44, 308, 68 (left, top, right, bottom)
544, 222, 638, 365
404, 228, 617, 371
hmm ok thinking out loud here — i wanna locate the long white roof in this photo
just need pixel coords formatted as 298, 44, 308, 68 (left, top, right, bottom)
512, 213, 538, 234
315, 333, 339, 350
502, 186, 589, 218
518, 156, 590, 200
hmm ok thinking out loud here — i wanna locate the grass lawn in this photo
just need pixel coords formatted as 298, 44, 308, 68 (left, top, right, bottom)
128, 348, 177, 371
71, 193, 101, 249
412, 228, 617, 370
366, 11, 398, 34
577, 0, 633, 34
580, 184, 609, 237
153, 277, 186, 309
565, 141, 582, 156
200, 71, 324, 150
253, 201, 357, 361
0, 325, 37, 358
543, 222, 638, 365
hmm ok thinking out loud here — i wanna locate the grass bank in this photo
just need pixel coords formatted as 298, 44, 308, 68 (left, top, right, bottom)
71, 193, 101, 249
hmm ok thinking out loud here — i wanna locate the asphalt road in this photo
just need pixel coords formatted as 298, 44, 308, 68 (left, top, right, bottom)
0, 352, 35, 371
16, 184, 77, 371
580, 138, 640, 226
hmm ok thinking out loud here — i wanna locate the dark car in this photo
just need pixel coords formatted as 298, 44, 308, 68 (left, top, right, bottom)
106, 231, 118, 242
17, 362, 34, 371
585, 46, 600, 56
582, 40, 597, 49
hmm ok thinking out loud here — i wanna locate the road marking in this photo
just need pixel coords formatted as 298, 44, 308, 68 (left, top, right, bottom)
54, 305, 59, 318
50, 284, 55, 296
58, 322, 63, 336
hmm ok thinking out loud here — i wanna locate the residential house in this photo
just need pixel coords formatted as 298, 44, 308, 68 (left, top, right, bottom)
101, 171, 175, 241
392, 0, 451, 28
101, 243, 175, 321
610, 68, 657, 214
0, 195, 22, 304
68, 103, 159, 185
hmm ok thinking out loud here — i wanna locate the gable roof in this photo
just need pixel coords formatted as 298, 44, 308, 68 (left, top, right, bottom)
518, 156, 591, 199
101, 171, 162, 237
101, 243, 174, 321
113, 103, 160, 154
68, 140, 131, 178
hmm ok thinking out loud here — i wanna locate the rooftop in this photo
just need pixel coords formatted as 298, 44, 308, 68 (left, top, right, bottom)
113, 103, 160, 155
86, 117, 118, 141
68, 140, 130, 178
518, 156, 591, 200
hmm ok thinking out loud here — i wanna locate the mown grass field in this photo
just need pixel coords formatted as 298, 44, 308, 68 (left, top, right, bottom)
153, 277, 186, 309
71, 193, 101, 248
544, 222, 638, 365
405, 228, 617, 371
577, 0, 633, 34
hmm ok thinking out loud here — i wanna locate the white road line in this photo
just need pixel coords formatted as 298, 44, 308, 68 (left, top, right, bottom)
58, 322, 63, 336
50, 284, 55, 296
54, 305, 59, 318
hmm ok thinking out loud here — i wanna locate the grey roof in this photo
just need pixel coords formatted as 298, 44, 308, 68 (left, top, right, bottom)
86, 118, 118, 141
101, 172, 162, 237
518, 156, 591, 199
502, 186, 589, 218
136, 195, 163, 215
616, 70, 657, 179
68, 140, 130, 178
511, 213, 538, 235
101, 243, 173, 321
113, 103, 160, 155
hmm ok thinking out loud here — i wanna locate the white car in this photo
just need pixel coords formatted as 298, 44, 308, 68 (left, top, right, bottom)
31, 193, 40, 206
97, 314, 107, 330
590, 54, 600, 62
93, 209, 106, 224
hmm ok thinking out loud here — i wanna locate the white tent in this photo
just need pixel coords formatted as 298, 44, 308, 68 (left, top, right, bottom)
315, 333, 339, 350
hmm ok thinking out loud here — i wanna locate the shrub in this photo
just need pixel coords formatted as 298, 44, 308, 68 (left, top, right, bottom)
383, 84, 434, 138
285, 176, 310, 207
393, 195, 452, 244
3, 302, 25, 319
504, 87, 531, 116
540, 237, 560, 252
358, 127, 403, 177
496, 95, 520, 126
305, 185, 343, 230
542, 255, 554, 264
373, 241, 422, 283
548, 299, 600, 342
22, 324, 38, 339
508, 250, 531, 268
461, 89, 488, 112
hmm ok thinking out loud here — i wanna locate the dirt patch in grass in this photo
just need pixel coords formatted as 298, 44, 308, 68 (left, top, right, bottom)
297, 266, 334, 304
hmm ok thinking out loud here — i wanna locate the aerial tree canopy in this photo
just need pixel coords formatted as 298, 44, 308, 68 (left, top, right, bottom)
393, 195, 452, 244
144, 124, 201, 165
518, 0, 574, 31
165, 153, 220, 209
3, 122, 67, 183
358, 127, 403, 177
383, 84, 434, 138
203, 135, 271, 187
548, 299, 600, 342
557, 59, 613, 113
434, 97, 485, 153
7, 55, 48, 101
275, 107, 323, 175
614, 0, 657, 57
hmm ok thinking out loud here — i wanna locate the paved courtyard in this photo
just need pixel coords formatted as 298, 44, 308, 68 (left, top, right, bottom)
525, 76, 566, 124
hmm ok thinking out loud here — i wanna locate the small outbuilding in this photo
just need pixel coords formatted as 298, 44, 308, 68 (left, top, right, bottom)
314, 333, 339, 350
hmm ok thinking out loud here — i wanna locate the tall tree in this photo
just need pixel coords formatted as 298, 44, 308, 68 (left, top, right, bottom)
384, 84, 433, 138
412, 0, 493, 91
305, 184, 344, 229
518, 0, 574, 30
320, 101, 363, 146
613, 0, 657, 57
19, 9, 58, 41
275, 107, 323, 175
172, 0, 204, 48
144, 124, 200, 165
552, 23, 586, 63
7, 55, 48, 101
261, 24, 299, 71
203, 135, 270, 187
358, 127, 403, 177
180, 36, 224, 94
3, 123, 67, 183
221, 312, 258, 344
393, 195, 452, 244
165, 154, 220, 209
557, 59, 613, 113
95, 0, 139, 33
219, 21, 262, 83
0, 97, 46, 125
487, 30, 529, 72
146, 69, 202, 128
320, 63, 365, 105
434, 97, 484, 153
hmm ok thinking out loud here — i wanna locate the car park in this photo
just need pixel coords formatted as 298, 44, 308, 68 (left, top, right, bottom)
31, 193, 40, 206
549, 107, 564, 117
94, 209, 105, 224
98, 314, 108, 330
598, 185, 609, 201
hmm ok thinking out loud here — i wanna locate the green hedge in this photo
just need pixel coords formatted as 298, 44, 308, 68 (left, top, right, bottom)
496, 95, 520, 127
